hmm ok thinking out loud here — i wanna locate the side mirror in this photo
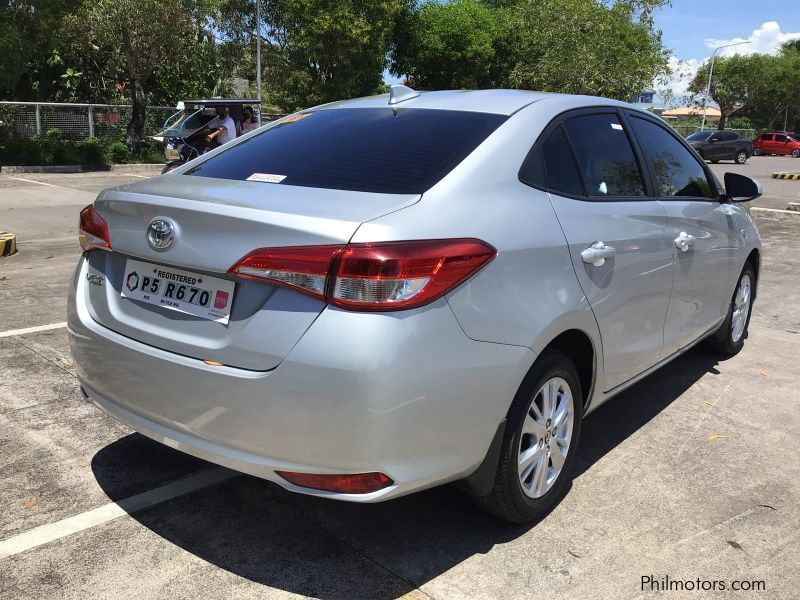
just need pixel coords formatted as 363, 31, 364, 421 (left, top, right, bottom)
723, 172, 762, 203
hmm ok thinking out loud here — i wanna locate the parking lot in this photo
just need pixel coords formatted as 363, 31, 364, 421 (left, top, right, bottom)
1, 163, 799, 599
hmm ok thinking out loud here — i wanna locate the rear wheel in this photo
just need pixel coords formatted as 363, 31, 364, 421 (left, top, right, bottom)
734, 150, 748, 164
792, 149, 800, 158
705, 263, 754, 357
472, 351, 583, 523
753, 147, 762, 156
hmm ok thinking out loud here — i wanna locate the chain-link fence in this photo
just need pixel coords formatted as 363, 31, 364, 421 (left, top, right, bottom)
668, 124, 756, 140
0, 102, 178, 141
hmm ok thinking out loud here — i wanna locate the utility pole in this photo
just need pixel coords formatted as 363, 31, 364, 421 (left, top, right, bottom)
701, 41, 751, 132
256, 0, 262, 126
785, 106, 789, 133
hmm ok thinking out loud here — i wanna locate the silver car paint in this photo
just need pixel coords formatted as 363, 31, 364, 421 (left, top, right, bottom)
68, 90, 761, 501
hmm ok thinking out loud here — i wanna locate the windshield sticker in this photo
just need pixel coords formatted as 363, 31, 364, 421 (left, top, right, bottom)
247, 173, 287, 183
282, 112, 311, 124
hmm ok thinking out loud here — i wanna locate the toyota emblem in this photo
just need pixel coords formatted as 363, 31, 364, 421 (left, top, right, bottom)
147, 219, 175, 250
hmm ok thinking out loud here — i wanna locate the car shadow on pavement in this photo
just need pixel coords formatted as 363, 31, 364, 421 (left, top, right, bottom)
91, 348, 723, 599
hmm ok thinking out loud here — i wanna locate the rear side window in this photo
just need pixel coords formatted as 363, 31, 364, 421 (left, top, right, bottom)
629, 117, 713, 198
562, 114, 646, 197
760, 133, 773, 141
775, 134, 788, 143
722, 132, 738, 141
542, 127, 583, 196
185, 108, 507, 194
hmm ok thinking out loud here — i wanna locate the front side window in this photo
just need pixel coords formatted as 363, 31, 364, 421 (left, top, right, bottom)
629, 117, 713, 199
186, 108, 507, 194
687, 131, 711, 142
562, 114, 646, 197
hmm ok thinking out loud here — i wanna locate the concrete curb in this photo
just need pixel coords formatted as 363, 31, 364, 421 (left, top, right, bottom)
771, 172, 800, 180
751, 207, 800, 220
1, 231, 17, 257
1, 164, 165, 174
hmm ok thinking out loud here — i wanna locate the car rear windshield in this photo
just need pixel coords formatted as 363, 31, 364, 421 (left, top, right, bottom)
185, 108, 508, 194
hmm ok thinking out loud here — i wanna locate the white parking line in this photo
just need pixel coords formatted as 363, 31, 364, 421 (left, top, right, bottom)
0, 322, 68, 338
0, 468, 234, 560
6, 176, 59, 187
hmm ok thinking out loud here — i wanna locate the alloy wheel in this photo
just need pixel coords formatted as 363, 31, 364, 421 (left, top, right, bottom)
736, 151, 747, 164
731, 274, 751, 343
517, 376, 574, 498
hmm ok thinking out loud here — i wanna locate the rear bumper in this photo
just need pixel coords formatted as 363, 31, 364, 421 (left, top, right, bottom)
69, 255, 535, 501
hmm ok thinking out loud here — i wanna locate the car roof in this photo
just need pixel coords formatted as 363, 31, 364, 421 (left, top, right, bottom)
182, 99, 261, 106
314, 89, 637, 116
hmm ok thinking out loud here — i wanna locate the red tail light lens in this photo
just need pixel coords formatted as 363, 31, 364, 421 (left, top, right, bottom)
276, 471, 393, 494
228, 245, 344, 299
331, 239, 496, 310
78, 204, 111, 251
228, 238, 496, 311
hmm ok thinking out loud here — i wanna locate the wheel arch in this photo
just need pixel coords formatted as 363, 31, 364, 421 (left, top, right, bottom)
538, 328, 597, 412
746, 247, 760, 300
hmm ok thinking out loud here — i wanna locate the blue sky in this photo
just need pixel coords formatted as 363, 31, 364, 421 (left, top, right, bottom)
651, 0, 800, 99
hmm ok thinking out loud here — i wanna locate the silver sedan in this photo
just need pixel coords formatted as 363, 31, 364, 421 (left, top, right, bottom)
69, 87, 762, 522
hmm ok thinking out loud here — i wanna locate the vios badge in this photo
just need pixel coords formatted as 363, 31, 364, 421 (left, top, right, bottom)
147, 218, 175, 250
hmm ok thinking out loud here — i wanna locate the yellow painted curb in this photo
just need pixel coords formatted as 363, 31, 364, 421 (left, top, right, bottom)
1, 231, 17, 257
771, 172, 800, 180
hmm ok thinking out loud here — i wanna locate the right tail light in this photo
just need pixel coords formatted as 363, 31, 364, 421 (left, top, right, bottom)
229, 239, 496, 311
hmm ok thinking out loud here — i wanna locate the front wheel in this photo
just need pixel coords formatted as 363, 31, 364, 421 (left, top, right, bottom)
734, 150, 748, 164
472, 351, 583, 523
704, 263, 755, 357
792, 149, 800, 158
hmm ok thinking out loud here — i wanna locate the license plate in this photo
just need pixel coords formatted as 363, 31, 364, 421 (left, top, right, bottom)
121, 259, 235, 324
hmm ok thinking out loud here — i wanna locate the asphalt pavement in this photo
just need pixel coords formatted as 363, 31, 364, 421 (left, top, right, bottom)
0, 169, 799, 599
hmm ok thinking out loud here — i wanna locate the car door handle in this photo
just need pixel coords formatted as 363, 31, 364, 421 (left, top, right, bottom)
674, 231, 696, 252
581, 241, 616, 266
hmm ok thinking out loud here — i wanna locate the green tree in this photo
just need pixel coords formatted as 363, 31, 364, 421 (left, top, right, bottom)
688, 54, 759, 130
258, 0, 405, 112
390, 0, 669, 100
390, 0, 509, 89
0, 0, 85, 100
507, 0, 670, 99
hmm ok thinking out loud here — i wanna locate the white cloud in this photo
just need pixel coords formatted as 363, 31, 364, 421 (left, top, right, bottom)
664, 56, 699, 97
705, 21, 800, 56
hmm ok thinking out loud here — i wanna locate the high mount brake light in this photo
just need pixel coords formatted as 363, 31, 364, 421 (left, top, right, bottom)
228, 239, 496, 311
78, 204, 111, 251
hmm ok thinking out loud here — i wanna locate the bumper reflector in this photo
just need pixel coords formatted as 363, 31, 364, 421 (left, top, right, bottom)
276, 471, 393, 494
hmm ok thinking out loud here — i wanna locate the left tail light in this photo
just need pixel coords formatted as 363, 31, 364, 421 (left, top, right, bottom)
228, 238, 496, 311
78, 204, 111, 251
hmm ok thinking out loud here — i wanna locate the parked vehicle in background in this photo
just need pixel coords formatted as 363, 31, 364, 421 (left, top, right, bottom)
70, 88, 763, 523
686, 130, 752, 164
752, 132, 800, 157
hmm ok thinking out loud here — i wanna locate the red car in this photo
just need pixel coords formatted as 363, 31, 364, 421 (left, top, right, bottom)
752, 132, 800, 157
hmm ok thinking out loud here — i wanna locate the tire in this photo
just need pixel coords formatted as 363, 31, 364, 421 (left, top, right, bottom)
161, 160, 182, 174
704, 263, 755, 357
734, 150, 748, 164
752, 148, 762, 156
792, 149, 800, 158
472, 351, 583, 523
